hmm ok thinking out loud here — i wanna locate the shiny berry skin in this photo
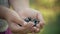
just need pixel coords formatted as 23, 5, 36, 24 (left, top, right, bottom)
24, 17, 40, 26
24, 17, 32, 22
33, 19, 40, 26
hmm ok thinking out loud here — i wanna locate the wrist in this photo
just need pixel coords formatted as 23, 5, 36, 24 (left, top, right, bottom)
0, 6, 7, 19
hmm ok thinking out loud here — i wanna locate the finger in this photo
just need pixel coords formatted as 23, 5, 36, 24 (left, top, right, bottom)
31, 27, 40, 33
36, 24, 40, 28
12, 16, 25, 26
9, 11, 25, 26
39, 21, 45, 29
34, 28, 40, 33
32, 27, 39, 32
37, 12, 45, 25
36, 13, 45, 29
29, 27, 37, 32
24, 22, 34, 29
8, 21, 26, 32
5, 9, 25, 26
36, 21, 45, 30
22, 22, 35, 33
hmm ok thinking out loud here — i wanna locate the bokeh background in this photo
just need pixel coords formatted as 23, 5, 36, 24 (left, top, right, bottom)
30, 0, 60, 34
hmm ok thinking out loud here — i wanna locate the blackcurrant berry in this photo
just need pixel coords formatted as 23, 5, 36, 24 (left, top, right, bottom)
33, 19, 40, 26
24, 17, 31, 22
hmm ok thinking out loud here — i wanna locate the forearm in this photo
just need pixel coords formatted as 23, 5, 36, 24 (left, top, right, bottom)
0, 6, 8, 19
0, 6, 19, 19
9, 0, 30, 12
0, 6, 15, 19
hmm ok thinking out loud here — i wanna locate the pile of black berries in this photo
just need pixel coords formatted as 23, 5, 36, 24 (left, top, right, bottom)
24, 17, 40, 26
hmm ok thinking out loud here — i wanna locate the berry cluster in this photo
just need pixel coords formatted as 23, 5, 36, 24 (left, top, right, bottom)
24, 17, 40, 26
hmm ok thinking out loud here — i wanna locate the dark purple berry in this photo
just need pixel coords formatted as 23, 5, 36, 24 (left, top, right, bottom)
33, 19, 40, 26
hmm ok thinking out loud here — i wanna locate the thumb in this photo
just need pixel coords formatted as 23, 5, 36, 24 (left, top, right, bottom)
10, 11, 25, 26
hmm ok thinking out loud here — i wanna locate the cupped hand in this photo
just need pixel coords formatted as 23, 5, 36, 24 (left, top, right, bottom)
16, 8, 45, 33
4, 8, 35, 34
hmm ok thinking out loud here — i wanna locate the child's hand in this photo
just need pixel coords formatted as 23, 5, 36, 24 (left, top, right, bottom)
1, 7, 35, 33
4, 9, 33, 33
16, 8, 45, 33
0, 6, 33, 33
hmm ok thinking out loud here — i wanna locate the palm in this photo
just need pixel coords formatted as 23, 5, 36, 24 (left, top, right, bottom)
18, 8, 38, 20
17, 8, 44, 33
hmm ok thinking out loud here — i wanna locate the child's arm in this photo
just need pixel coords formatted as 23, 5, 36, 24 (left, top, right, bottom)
9, 0, 29, 12
0, 6, 24, 25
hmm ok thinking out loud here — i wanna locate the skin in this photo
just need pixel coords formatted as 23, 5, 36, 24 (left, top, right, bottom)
9, 0, 45, 34
0, 6, 34, 34
0, 6, 24, 25
0, 0, 45, 34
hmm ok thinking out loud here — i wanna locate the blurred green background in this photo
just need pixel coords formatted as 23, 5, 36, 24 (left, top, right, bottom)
30, 0, 60, 34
